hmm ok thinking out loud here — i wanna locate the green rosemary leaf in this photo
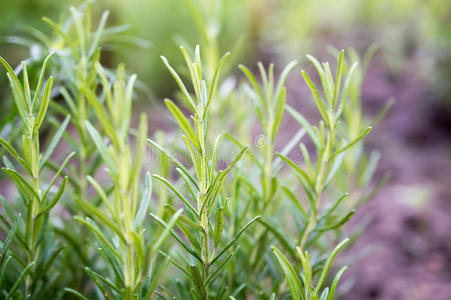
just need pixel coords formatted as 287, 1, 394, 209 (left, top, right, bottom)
134, 172, 152, 229
330, 126, 372, 160
272, 87, 286, 141
277, 153, 313, 191
301, 70, 329, 126
41, 17, 69, 45
152, 209, 183, 254
165, 99, 198, 147
41, 152, 75, 202
74, 217, 120, 259
33, 76, 53, 135
84, 266, 114, 298
275, 60, 298, 102
39, 115, 71, 171
286, 105, 321, 149
239, 64, 267, 113
214, 207, 224, 248
145, 254, 171, 298
176, 167, 198, 200
306, 54, 329, 101
147, 139, 199, 190
32, 52, 53, 109
87, 176, 115, 219
69, 6, 86, 52
161, 56, 197, 111
149, 213, 202, 262
35, 176, 68, 220
206, 51, 231, 111
320, 288, 329, 300
272, 246, 304, 300
0, 137, 21, 164
190, 265, 206, 299
63, 288, 90, 300
316, 210, 355, 232
320, 193, 349, 221
206, 251, 234, 286
164, 205, 202, 250
83, 88, 120, 150
74, 199, 124, 242
332, 50, 345, 109
281, 186, 307, 219
6, 261, 35, 299
0, 256, 13, 287
21, 62, 31, 109
223, 133, 261, 168
327, 266, 348, 300
152, 174, 198, 218
0, 57, 28, 125
2, 168, 40, 201
211, 215, 260, 265
88, 10, 110, 58
324, 151, 346, 186
1, 213, 20, 255
85, 121, 117, 176
336, 62, 358, 120
314, 238, 349, 295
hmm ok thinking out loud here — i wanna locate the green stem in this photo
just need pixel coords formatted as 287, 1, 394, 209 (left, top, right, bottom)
301, 123, 336, 249
124, 242, 135, 300
195, 112, 210, 299
25, 131, 41, 294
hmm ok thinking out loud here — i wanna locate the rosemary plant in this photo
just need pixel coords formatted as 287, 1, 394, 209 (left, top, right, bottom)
42, 3, 112, 206
238, 60, 298, 212
271, 50, 372, 298
217, 60, 301, 297
0, 3, 388, 299
70, 64, 181, 300
331, 46, 392, 211
0, 54, 73, 298
10, 2, 132, 204
148, 46, 260, 299
18, 4, 142, 293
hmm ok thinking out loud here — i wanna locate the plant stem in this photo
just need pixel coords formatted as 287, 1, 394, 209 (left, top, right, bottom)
25, 127, 41, 294
197, 114, 211, 299
301, 121, 336, 249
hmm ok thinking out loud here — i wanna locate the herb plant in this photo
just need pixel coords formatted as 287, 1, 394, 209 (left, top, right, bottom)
270, 50, 371, 299
0, 3, 385, 299
69, 64, 182, 300
0, 53, 72, 298
148, 46, 260, 299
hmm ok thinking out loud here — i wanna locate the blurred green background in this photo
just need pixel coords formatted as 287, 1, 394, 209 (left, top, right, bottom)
1, 0, 449, 101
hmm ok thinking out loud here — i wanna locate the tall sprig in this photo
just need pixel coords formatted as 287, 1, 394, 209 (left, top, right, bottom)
271, 51, 372, 298
278, 50, 371, 249
42, 3, 112, 203
332, 46, 392, 211
219, 60, 300, 296
0, 54, 73, 298
148, 46, 260, 299
27, 4, 136, 292
70, 65, 180, 300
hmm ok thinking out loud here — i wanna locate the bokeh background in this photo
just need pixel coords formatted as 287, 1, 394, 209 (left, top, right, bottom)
0, 0, 450, 299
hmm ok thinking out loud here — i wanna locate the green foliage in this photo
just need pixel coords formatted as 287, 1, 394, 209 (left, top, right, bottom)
272, 239, 349, 300
149, 46, 260, 299
0, 3, 385, 300
75, 65, 183, 300
329, 46, 392, 210
0, 53, 72, 298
